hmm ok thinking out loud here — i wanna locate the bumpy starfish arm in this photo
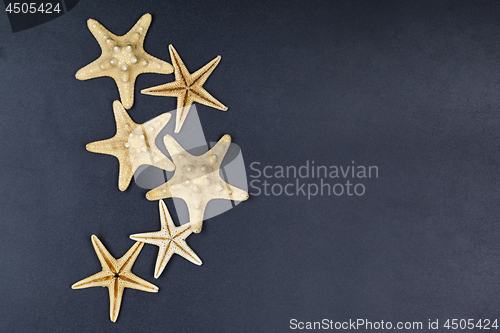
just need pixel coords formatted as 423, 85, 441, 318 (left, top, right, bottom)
71, 271, 114, 289
146, 183, 173, 200
75, 59, 110, 80
141, 113, 175, 171
208, 134, 231, 169
113, 100, 138, 129
218, 183, 250, 201
138, 53, 174, 75
124, 14, 150, 48
87, 18, 116, 50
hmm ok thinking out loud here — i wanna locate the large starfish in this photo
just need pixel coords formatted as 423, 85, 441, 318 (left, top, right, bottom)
75, 13, 173, 109
130, 200, 202, 278
146, 134, 249, 233
86, 100, 175, 191
141, 44, 228, 133
72, 235, 158, 322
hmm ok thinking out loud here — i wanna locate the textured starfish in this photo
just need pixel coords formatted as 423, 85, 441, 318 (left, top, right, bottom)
141, 44, 228, 133
146, 134, 249, 233
75, 13, 173, 109
86, 100, 175, 191
130, 200, 202, 278
72, 235, 158, 322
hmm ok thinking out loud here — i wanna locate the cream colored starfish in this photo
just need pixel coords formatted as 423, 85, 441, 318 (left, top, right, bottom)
130, 200, 201, 278
146, 134, 249, 233
141, 44, 228, 133
86, 100, 175, 191
75, 13, 173, 109
72, 235, 158, 322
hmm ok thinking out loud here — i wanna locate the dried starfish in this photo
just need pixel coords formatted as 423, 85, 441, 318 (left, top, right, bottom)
146, 134, 249, 233
72, 235, 158, 322
76, 13, 173, 109
130, 200, 202, 278
141, 44, 228, 133
86, 100, 174, 191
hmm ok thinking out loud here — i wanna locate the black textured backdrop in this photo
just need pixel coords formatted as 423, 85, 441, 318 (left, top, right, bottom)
2, 0, 500, 332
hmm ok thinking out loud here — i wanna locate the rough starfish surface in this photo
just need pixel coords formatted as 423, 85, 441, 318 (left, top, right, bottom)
130, 200, 202, 278
86, 100, 175, 191
146, 134, 249, 233
75, 13, 173, 109
71, 235, 158, 322
141, 44, 228, 133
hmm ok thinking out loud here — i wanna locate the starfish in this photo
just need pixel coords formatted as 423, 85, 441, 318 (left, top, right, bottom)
141, 44, 228, 133
86, 100, 175, 191
146, 134, 249, 233
71, 235, 158, 322
75, 13, 173, 109
130, 200, 202, 278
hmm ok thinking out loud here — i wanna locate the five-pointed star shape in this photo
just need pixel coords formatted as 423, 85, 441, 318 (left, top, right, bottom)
146, 134, 249, 233
75, 13, 173, 109
86, 100, 175, 191
72, 235, 158, 322
141, 44, 228, 133
130, 200, 202, 278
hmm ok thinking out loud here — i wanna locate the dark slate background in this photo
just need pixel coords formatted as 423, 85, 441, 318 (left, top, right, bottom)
2, 0, 500, 332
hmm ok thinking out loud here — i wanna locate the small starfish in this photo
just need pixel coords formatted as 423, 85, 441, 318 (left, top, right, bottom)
130, 200, 202, 278
75, 13, 173, 109
146, 134, 249, 233
72, 235, 158, 322
141, 44, 228, 133
86, 100, 175, 191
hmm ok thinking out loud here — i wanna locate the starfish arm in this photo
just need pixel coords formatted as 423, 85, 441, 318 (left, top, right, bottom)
129, 231, 165, 247
153, 243, 175, 278
86, 141, 133, 191
163, 135, 190, 162
91, 235, 119, 273
168, 44, 192, 83
189, 55, 221, 87
208, 134, 231, 169
146, 183, 172, 201
185, 198, 207, 233
117, 241, 144, 273
140, 81, 184, 97
141, 113, 175, 171
87, 18, 116, 50
121, 272, 159, 292
159, 199, 175, 233
173, 240, 202, 266
174, 96, 194, 133
114, 77, 137, 110
218, 183, 250, 201
108, 278, 125, 322
75, 58, 111, 80
71, 271, 114, 289
113, 100, 138, 130
190, 86, 228, 111
138, 53, 174, 75
123, 13, 151, 49
86, 137, 121, 155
